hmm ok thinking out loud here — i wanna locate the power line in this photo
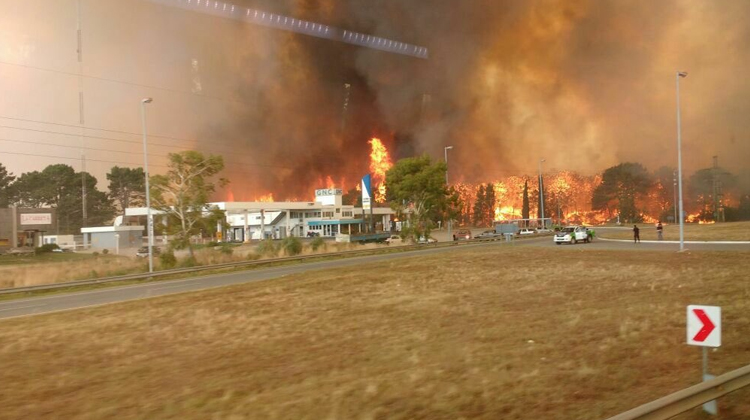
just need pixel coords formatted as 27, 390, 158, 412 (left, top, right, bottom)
0, 59, 253, 108
0, 118, 367, 172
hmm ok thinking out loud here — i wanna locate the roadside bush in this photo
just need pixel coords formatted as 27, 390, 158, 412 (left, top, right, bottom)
206, 241, 219, 248
180, 256, 198, 268
256, 239, 279, 257
92, 251, 100, 257
159, 250, 177, 268
219, 243, 233, 255
281, 237, 303, 256
102, 249, 109, 255
310, 237, 326, 252
35, 243, 59, 255
246, 252, 261, 261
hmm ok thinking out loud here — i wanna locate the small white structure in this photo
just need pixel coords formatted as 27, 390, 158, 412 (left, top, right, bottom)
42, 235, 76, 250
81, 226, 145, 251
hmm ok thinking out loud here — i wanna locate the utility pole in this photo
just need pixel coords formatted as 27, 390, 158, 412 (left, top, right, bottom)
673, 170, 678, 224
712, 155, 724, 222
81, 154, 87, 228
444, 146, 453, 240
340, 83, 351, 133
676, 71, 688, 251
538, 159, 546, 229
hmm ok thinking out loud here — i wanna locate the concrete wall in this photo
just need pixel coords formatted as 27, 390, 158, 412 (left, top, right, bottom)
89, 230, 142, 252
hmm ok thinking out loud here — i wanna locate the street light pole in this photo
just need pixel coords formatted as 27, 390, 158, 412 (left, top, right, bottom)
141, 97, 154, 272
445, 146, 453, 240
673, 170, 678, 224
538, 159, 546, 229
676, 71, 688, 251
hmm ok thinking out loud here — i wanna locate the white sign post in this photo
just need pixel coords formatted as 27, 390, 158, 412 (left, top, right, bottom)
687, 305, 721, 415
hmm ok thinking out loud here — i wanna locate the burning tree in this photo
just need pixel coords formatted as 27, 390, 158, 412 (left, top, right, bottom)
592, 163, 652, 223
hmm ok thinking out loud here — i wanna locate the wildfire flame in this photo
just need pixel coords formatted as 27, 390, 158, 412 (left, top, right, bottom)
256, 193, 275, 202
368, 138, 393, 203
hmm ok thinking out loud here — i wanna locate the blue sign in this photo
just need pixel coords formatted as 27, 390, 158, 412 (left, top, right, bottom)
361, 174, 372, 210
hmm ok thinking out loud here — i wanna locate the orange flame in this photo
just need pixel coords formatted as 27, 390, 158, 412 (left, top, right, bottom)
256, 193, 274, 202
226, 188, 235, 202
368, 138, 393, 203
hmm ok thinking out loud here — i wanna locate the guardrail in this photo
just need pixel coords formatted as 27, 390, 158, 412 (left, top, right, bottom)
0, 234, 540, 296
606, 364, 750, 420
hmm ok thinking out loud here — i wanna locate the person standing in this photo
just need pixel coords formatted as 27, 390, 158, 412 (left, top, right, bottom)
656, 221, 664, 241
633, 225, 640, 243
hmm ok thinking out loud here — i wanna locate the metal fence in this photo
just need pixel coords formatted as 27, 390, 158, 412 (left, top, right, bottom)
0, 234, 532, 295
606, 364, 750, 419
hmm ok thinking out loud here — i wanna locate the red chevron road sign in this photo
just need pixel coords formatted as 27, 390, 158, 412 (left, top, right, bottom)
687, 305, 721, 347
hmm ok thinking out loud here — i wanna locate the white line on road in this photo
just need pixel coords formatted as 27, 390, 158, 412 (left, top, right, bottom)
0, 304, 44, 313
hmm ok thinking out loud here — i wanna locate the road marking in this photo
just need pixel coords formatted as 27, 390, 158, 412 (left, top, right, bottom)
0, 304, 44, 313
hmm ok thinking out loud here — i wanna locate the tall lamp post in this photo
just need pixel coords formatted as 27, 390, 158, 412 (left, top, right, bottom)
141, 97, 154, 273
538, 159, 546, 229
445, 146, 453, 240
676, 71, 688, 251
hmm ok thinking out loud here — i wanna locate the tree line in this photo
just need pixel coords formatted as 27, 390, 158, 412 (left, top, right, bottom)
0, 151, 227, 255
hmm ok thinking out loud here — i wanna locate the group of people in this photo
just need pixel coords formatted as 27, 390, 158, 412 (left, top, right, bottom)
632, 221, 664, 243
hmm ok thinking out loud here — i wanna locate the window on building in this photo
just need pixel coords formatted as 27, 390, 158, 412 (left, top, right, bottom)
323, 211, 334, 218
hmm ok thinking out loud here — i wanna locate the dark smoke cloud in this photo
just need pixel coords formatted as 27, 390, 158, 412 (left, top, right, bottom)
1, 0, 749, 201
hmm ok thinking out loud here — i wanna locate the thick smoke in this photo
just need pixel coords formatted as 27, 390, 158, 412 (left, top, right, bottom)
1, 0, 749, 202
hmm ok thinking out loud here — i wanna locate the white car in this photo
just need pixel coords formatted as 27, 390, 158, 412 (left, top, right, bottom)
385, 235, 403, 245
553, 226, 590, 244
418, 236, 437, 244
518, 228, 536, 235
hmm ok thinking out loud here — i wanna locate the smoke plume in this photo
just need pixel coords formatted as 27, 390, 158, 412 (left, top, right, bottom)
0, 0, 749, 201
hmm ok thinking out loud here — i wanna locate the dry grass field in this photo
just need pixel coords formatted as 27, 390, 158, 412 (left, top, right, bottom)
596, 221, 750, 241
1, 246, 749, 419
0, 240, 380, 289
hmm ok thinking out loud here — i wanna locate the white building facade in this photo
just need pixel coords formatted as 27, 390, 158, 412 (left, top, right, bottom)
121, 189, 395, 242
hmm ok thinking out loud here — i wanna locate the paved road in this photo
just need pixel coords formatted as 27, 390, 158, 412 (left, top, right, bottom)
0, 241, 504, 320
518, 231, 750, 252
3, 234, 748, 321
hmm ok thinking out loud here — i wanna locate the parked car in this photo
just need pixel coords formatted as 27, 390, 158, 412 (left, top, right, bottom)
454, 229, 472, 241
553, 226, 589, 245
136, 246, 161, 257
417, 236, 437, 244
306, 231, 320, 237
474, 230, 498, 239
385, 235, 403, 245
518, 228, 536, 236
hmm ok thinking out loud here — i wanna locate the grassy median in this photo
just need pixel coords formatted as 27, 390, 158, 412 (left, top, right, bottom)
1, 246, 749, 419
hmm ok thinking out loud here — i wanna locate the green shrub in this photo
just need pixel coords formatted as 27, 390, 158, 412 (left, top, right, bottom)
281, 236, 303, 256
180, 256, 198, 268
102, 249, 109, 255
256, 239, 279, 257
207, 241, 219, 248
310, 237, 326, 252
92, 251, 100, 257
159, 250, 177, 268
219, 243, 233, 255
35, 243, 59, 254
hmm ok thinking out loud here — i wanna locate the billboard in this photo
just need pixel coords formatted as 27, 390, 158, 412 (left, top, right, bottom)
20, 213, 52, 225
361, 174, 372, 210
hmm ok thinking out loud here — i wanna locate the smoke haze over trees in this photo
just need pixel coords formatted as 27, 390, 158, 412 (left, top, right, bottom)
0, 0, 749, 201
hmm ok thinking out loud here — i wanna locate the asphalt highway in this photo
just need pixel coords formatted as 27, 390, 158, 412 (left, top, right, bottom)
1, 234, 747, 320
0, 241, 502, 320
